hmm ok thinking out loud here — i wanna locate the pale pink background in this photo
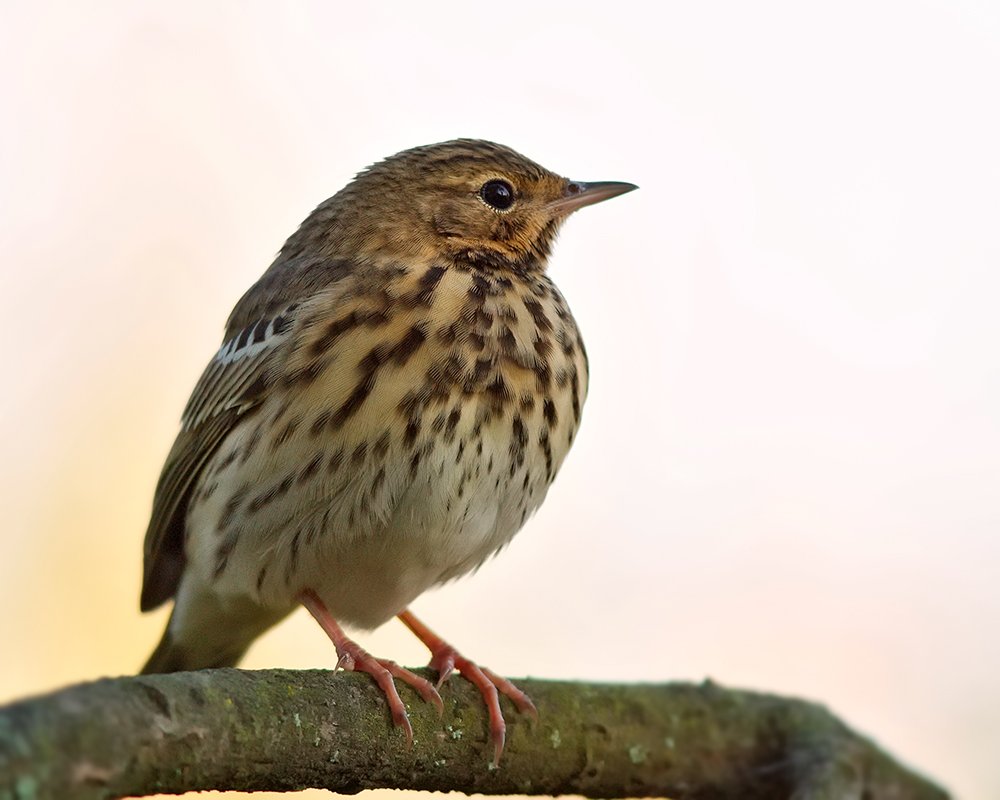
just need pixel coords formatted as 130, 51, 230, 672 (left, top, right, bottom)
2, 3, 998, 799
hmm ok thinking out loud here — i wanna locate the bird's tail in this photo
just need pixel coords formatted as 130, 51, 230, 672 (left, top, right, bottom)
140, 577, 291, 674
141, 611, 252, 674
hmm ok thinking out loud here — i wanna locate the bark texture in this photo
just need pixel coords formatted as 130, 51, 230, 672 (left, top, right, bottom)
0, 669, 948, 799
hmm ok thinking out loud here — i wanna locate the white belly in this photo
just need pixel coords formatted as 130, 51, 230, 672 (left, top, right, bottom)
184, 392, 567, 629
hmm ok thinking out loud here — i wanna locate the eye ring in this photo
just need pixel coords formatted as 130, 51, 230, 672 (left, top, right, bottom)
479, 179, 515, 211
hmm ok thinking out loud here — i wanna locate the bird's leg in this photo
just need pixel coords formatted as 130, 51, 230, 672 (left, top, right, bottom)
397, 609, 537, 765
299, 590, 442, 747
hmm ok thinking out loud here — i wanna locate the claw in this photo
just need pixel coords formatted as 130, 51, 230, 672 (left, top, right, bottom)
398, 609, 535, 765
430, 650, 456, 687
360, 657, 414, 748
300, 590, 441, 746
335, 651, 355, 672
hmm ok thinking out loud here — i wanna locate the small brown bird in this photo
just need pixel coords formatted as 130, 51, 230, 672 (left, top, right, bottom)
140, 139, 636, 762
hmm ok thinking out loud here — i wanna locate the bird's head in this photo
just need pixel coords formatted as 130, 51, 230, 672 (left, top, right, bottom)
281, 139, 637, 272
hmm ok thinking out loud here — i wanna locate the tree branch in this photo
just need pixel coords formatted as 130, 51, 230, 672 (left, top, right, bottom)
0, 669, 947, 799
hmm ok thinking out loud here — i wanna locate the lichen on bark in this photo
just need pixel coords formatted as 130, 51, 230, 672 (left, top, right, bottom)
0, 669, 948, 799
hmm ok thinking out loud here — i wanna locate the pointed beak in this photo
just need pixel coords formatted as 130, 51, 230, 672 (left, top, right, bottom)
547, 180, 638, 216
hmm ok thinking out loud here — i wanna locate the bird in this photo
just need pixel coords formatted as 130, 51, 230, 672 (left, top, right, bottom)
139, 138, 636, 763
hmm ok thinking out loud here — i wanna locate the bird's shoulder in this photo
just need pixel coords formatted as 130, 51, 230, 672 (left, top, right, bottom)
224, 254, 355, 339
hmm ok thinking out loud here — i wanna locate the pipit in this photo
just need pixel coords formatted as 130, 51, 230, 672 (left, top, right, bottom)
140, 139, 636, 762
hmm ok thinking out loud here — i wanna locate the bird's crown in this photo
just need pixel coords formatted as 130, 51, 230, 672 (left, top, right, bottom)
279, 139, 635, 272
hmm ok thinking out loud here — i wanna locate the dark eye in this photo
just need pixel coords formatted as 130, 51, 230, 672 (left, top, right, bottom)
480, 179, 515, 211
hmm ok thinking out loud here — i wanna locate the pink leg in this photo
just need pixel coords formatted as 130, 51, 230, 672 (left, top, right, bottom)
299, 590, 442, 746
398, 609, 537, 765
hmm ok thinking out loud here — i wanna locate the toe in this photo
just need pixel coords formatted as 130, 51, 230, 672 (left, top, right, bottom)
366, 663, 414, 748
448, 654, 508, 764
482, 667, 538, 719
378, 658, 444, 715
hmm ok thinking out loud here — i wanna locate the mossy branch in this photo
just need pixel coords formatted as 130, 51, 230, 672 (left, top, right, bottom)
0, 669, 947, 799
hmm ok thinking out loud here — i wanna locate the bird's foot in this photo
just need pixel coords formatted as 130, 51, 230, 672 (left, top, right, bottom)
300, 590, 442, 747
398, 609, 537, 765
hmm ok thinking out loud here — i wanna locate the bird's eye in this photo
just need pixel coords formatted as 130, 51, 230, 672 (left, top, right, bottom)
480, 179, 515, 211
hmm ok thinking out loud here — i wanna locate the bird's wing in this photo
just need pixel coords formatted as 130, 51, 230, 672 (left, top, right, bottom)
139, 301, 300, 612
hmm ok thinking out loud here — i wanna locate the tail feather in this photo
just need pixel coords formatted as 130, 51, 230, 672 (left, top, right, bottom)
141, 613, 250, 674
140, 575, 291, 674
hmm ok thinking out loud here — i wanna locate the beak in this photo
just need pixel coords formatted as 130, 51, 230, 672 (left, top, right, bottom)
547, 180, 638, 216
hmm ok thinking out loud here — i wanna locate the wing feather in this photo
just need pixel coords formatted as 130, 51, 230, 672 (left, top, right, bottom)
140, 254, 350, 612
140, 315, 291, 611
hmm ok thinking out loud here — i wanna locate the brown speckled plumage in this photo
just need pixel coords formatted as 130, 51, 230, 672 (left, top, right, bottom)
139, 139, 635, 762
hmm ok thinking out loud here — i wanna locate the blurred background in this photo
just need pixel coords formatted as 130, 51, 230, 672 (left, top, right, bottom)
2, 2, 998, 798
